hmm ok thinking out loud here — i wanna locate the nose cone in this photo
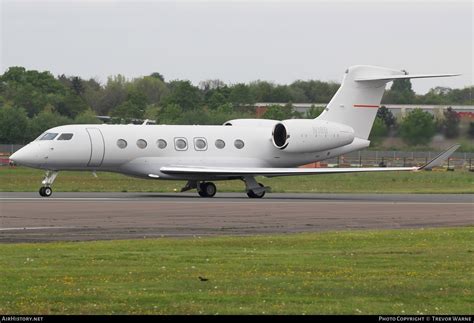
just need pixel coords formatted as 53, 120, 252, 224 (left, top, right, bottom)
9, 149, 25, 164
9, 144, 46, 168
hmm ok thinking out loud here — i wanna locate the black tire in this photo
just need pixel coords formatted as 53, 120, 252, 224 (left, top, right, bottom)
39, 187, 45, 197
43, 187, 53, 197
198, 182, 217, 198
246, 183, 265, 199
204, 182, 216, 197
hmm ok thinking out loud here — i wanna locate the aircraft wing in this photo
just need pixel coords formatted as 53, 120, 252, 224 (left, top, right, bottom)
159, 144, 459, 178
160, 165, 418, 178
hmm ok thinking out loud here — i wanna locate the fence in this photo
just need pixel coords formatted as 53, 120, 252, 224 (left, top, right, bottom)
321, 150, 474, 170
0, 144, 25, 155
1, 144, 473, 169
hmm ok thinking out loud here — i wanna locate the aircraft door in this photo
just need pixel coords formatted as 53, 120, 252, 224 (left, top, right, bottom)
86, 128, 105, 167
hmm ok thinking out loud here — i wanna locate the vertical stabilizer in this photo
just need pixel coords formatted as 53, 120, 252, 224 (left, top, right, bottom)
317, 65, 403, 140
317, 65, 459, 140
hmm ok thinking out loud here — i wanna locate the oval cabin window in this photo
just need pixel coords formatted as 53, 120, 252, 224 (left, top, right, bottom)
157, 139, 167, 149
234, 139, 245, 149
175, 138, 187, 150
137, 139, 147, 149
117, 139, 127, 149
194, 138, 207, 150
215, 139, 225, 149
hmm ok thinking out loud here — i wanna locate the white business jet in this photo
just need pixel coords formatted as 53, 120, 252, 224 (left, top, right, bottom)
10, 65, 460, 198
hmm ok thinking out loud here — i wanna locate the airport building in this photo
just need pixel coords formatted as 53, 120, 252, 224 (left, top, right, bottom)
254, 103, 474, 119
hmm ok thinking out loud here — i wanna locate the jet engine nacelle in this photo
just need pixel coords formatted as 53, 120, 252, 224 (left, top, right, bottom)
272, 119, 355, 153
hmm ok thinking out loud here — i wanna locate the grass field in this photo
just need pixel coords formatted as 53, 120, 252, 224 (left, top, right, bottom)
0, 166, 472, 193
0, 227, 472, 314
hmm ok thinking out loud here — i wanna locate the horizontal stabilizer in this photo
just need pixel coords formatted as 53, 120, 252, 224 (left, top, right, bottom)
355, 73, 460, 82
418, 144, 460, 170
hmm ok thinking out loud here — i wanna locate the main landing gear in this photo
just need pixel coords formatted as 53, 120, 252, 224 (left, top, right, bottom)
39, 170, 58, 197
181, 177, 268, 199
198, 182, 217, 198
181, 180, 217, 198
243, 176, 266, 199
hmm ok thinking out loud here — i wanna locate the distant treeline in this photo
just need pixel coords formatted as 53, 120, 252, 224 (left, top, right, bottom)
0, 66, 472, 146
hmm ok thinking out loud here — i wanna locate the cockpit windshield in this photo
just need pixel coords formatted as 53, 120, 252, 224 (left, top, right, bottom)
39, 133, 58, 140
57, 133, 74, 140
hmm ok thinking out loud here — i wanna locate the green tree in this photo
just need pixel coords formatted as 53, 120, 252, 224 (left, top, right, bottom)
9, 85, 48, 117
132, 76, 168, 105
150, 72, 165, 82
376, 105, 397, 128
29, 110, 72, 139
248, 81, 274, 102
229, 83, 254, 106
0, 105, 30, 143
162, 80, 202, 111
70, 77, 85, 96
288, 86, 308, 102
262, 103, 295, 120
216, 103, 234, 114
111, 101, 144, 120
447, 87, 474, 105
305, 105, 325, 119
399, 108, 436, 146
82, 78, 104, 114
207, 91, 228, 110
74, 109, 101, 124
175, 109, 213, 125
419, 87, 450, 104
55, 93, 89, 118
290, 80, 339, 103
158, 104, 182, 124
368, 117, 388, 145
98, 75, 128, 115
382, 78, 416, 104
143, 104, 160, 122
419, 86, 474, 105
272, 85, 292, 102
1, 67, 67, 117
440, 107, 460, 138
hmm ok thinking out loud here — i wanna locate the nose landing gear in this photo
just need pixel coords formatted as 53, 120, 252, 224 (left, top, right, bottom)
39, 186, 53, 197
39, 170, 58, 197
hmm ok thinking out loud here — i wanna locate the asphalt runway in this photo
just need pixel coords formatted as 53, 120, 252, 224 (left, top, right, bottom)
0, 192, 472, 243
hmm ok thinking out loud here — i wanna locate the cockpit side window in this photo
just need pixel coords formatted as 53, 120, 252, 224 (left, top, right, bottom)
39, 133, 58, 140
57, 133, 74, 141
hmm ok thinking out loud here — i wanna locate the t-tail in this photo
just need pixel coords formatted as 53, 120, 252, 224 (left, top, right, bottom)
316, 65, 459, 140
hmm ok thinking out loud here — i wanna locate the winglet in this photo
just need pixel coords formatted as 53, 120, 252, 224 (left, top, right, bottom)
418, 144, 461, 170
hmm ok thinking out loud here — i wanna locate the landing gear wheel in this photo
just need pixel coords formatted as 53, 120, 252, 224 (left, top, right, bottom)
39, 187, 52, 197
198, 182, 217, 198
247, 183, 265, 199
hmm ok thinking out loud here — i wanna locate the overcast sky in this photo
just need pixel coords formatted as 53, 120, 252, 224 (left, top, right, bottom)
1, 0, 472, 94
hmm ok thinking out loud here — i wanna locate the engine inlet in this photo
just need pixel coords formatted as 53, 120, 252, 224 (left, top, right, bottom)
272, 123, 288, 149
